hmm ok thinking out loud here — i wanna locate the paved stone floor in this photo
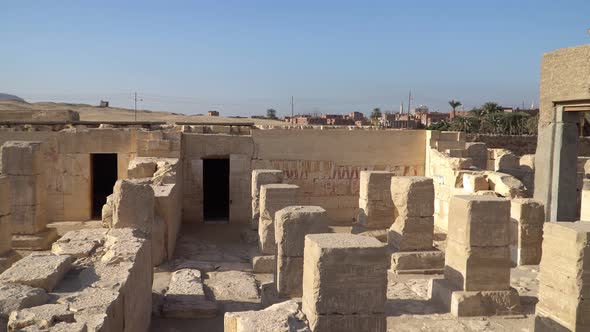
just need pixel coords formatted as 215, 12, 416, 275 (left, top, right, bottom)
151, 223, 539, 331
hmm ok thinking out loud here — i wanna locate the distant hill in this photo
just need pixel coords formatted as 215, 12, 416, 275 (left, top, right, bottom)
0, 93, 24, 102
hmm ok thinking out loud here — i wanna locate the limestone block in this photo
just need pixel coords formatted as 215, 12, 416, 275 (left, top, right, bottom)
448, 195, 510, 247
8, 303, 74, 331
11, 204, 46, 235
258, 184, 299, 255
276, 255, 304, 298
205, 271, 261, 312
390, 250, 445, 272
486, 172, 525, 198
0, 217, 11, 255
101, 194, 113, 228
127, 158, 157, 179
275, 206, 330, 257
474, 190, 500, 197
1, 141, 43, 175
0, 283, 48, 318
444, 239, 511, 291
302, 234, 387, 315
0, 252, 73, 292
252, 255, 275, 274
111, 179, 155, 235
151, 216, 167, 267
357, 198, 394, 229
251, 170, 283, 198
224, 300, 309, 332
304, 310, 386, 332
462, 174, 489, 193
51, 229, 107, 258
509, 199, 544, 266
387, 215, 434, 251
465, 142, 488, 170
153, 183, 181, 259
495, 152, 519, 171
163, 269, 217, 318
582, 180, 590, 221
359, 171, 393, 200
390, 176, 434, 218
446, 149, 466, 158
0, 176, 10, 217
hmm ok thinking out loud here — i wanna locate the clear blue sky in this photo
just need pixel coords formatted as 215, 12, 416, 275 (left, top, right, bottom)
1, 0, 589, 117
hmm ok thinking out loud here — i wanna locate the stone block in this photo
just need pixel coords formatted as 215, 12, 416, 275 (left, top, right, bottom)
444, 239, 511, 291
111, 179, 155, 235
224, 300, 309, 332
359, 171, 393, 200
448, 195, 510, 247
511, 198, 545, 225
0, 176, 10, 217
1, 141, 43, 175
390, 250, 444, 274
204, 271, 261, 312
51, 229, 107, 258
251, 170, 283, 198
276, 255, 304, 298
258, 184, 299, 255
357, 198, 394, 229
536, 283, 590, 331
8, 303, 74, 331
304, 309, 386, 332
495, 152, 520, 171
0, 252, 73, 292
0, 217, 11, 255
486, 172, 525, 198
510, 199, 544, 266
127, 158, 157, 179
302, 234, 387, 315
582, 181, 590, 221
0, 283, 48, 319
390, 176, 434, 217
151, 216, 166, 267
252, 255, 275, 274
11, 204, 46, 235
465, 142, 488, 170
462, 174, 489, 193
275, 206, 330, 257
163, 269, 218, 318
387, 215, 434, 251
429, 278, 521, 317
12, 228, 59, 251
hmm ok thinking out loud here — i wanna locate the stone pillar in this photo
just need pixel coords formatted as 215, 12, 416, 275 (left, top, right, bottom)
251, 170, 283, 230
274, 206, 329, 298
0, 175, 17, 272
429, 195, 521, 317
302, 234, 387, 332
387, 176, 444, 273
535, 222, 590, 331
258, 184, 299, 255
509, 199, 544, 266
581, 179, 590, 221
356, 171, 394, 230
1, 141, 57, 250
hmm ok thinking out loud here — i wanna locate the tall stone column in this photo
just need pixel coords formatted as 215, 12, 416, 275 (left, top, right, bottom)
429, 195, 521, 317
258, 184, 299, 255
1, 141, 57, 250
251, 170, 283, 230
535, 222, 590, 331
302, 233, 387, 332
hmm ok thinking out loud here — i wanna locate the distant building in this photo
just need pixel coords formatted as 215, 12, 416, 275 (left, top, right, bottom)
208, 111, 220, 116
348, 111, 365, 122
409, 105, 429, 115
99, 100, 109, 108
416, 112, 450, 127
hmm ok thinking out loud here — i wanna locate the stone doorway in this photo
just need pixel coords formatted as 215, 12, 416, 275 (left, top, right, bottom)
203, 158, 230, 223
91, 153, 118, 218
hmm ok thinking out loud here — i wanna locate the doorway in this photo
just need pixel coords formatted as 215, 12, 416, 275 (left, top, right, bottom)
91, 154, 118, 218
203, 158, 230, 222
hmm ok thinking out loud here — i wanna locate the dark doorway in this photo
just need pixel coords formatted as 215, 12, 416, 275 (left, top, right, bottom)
91, 154, 118, 218
203, 158, 230, 222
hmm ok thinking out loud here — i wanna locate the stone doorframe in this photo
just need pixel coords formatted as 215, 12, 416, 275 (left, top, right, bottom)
535, 103, 590, 221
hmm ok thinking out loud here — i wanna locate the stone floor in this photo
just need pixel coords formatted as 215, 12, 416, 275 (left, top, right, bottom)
150, 223, 539, 332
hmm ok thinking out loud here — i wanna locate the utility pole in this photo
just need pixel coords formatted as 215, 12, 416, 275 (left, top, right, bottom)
134, 92, 138, 121
406, 90, 413, 129
290, 96, 294, 119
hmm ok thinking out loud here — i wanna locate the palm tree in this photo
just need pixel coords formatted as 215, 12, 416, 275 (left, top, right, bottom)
469, 107, 485, 118
481, 102, 503, 115
448, 100, 462, 118
370, 108, 382, 125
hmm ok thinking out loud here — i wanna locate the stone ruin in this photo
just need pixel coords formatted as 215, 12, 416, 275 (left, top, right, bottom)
0, 43, 587, 331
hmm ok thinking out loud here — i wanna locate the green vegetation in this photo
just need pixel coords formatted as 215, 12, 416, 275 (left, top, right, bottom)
266, 108, 277, 119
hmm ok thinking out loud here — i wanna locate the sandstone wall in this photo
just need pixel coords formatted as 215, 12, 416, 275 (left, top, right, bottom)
465, 134, 537, 156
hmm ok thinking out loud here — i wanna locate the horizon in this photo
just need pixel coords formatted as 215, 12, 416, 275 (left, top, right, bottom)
1, 0, 589, 117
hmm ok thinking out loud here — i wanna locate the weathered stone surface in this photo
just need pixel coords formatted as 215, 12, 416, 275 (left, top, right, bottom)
390, 250, 445, 274
465, 142, 488, 170
0, 176, 11, 219
1, 141, 43, 176
111, 179, 155, 235
11, 228, 59, 251
462, 174, 489, 193
486, 172, 525, 198
359, 171, 393, 200
0, 252, 73, 291
101, 195, 113, 228
276, 256, 304, 298
305, 310, 386, 332
151, 216, 166, 267
258, 184, 299, 255
127, 158, 157, 179
0, 217, 11, 255
390, 176, 434, 218
357, 198, 394, 229
163, 269, 217, 318
252, 255, 275, 274
0, 283, 48, 318
509, 199, 544, 266
275, 206, 330, 257
51, 229, 107, 258
447, 195, 510, 247
251, 170, 284, 198
205, 270, 261, 312
224, 300, 309, 332
10, 204, 46, 235
387, 215, 434, 251
302, 234, 387, 315
8, 304, 74, 330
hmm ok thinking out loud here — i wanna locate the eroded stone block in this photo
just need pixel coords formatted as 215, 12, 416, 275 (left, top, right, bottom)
1, 141, 43, 176
275, 206, 329, 257
111, 179, 155, 235
163, 269, 217, 318
258, 184, 299, 255
0, 252, 73, 292
390, 176, 434, 218
51, 229, 107, 258
387, 215, 434, 251
0, 283, 48, 318
463, 174, 489, 193
276, 256, 303, 298
224, 300, 309, 332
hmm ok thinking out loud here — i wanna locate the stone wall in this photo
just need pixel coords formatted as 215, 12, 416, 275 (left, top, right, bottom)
466, 134, 537, 156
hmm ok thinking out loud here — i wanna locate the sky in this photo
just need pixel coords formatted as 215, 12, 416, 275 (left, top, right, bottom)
1, 0, 589, 117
